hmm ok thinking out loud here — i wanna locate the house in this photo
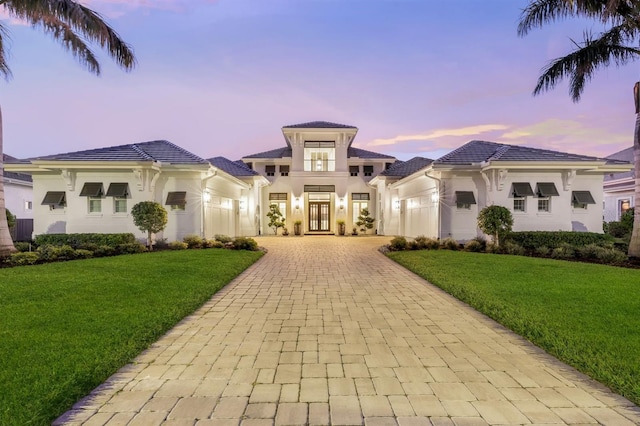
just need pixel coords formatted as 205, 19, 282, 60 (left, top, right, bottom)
4, 141, 267, 243
3, 154, 33, 241
4, 123, 633, 243
372, 140, 632, 241
603, 147, 635, 222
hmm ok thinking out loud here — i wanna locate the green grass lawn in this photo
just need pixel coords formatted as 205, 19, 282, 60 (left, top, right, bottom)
387, 250, 640, 406
0, 249, 262, 425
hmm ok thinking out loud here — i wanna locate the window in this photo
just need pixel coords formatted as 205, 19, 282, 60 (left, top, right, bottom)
166, 191, 187, 211
349, 165, 359, 176
106, 183, 128, 213
265, 165, 276, 176
24, 200, 32, 210
385, 162, 393, 170
42, 191, 66, 210
269, 193, 288, 220
353, 200, 368, 223
538, 198, 550, 212
303, 185, 335, 193
513, 198, 526, 212
304, 141, 335, 172
619, 198, 632, 219
246, 162, 253, 170
114, 197, 127, 213
363, 165, 374, 177
88, 197, 102, 213
572, 191, 595, 209
455, 191, 476, 210
280, 165, 290, 176
352, 193, 370, 201
269, 193, 288, 201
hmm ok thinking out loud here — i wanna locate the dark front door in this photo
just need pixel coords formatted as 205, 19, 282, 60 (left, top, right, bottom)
309, 202, 330, 231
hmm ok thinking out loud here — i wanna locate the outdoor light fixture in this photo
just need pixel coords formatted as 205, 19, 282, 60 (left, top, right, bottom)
394, 200, 400, 210
295, 197, 300, 210
203, 190, 211, 203
431, 191, 439, 204
339, 198, 345, 210
239, 199, 246, 210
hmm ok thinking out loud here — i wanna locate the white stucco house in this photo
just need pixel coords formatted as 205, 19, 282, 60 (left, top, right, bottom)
3, 154, 34, 241
4, 121, 632, 242
603, 147, 635, 222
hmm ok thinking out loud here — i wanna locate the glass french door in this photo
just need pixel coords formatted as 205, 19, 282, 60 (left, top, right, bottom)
308, 202, 330, 231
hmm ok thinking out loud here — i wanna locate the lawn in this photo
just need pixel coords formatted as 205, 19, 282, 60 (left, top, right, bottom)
0, 249, 263, 425
387, 250, 640, 406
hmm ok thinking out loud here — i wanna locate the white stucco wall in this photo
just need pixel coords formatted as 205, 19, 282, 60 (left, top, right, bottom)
4, 178, 33, 219
603, 190, 634, 222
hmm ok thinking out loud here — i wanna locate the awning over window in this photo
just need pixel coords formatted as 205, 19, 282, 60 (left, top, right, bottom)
165, 191, 187, 206
265, 165, 276, 173
349, 165, 359, 174
512, 182, 534, 197
279, 165, 290, 173
455, 191, 476, 204
572, 191, 596, 204
352, 193, 370, 201
536, 182, 559, 197
363, 165, 374, 174
79, 182, 104, 197
41, 191, 66, 206
269, 193, 287, 200
106, 183, 129, 197
304, 185, 335, 192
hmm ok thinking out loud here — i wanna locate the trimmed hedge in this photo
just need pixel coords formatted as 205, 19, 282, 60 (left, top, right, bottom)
505, 231, 614, 250
34, 233, 136, 248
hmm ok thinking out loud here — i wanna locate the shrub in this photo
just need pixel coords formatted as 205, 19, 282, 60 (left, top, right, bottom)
116, 243, 147, 254
14, 242, 33, 252
56, 245, 77, 260
93, 245, 116, 257
37, 245, 61, 261
215, 234, 233, 244
73, 249, 94, 260
502, 241, 525, 256
131, 201, 168, 250
477, 205, 513, 246
440, 238, 460, 251
34, 233, 136, 248
551, 243, 576, 259
534, 246, 550, 256
505, 231, 614, 250
596, 248, 628, 264
204, 239, 224, 248
7, 252, 39, 266
168, 241, 188, 250
413, 235, 440, 250
389, 236, 408, 251
606, 221, 630, 238
578, 244, 603, 260
77, 242, 99, 252
464, 239, 485, 252
232, 237, 259, 251
183, 234, 204, 249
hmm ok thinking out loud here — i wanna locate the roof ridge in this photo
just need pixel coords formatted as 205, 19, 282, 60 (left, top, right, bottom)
130, 143, 156, 161
488, 144, 510, 161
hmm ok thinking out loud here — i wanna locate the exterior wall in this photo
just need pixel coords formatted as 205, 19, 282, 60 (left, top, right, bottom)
440, 174, 483, 241
603, 186, 634, 222
4, 178, 33, 220
392, 174, 438, 239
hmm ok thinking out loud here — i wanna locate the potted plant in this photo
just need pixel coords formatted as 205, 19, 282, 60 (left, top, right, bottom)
352, 226, 358, 236
337, 219, 346, 236
293, 220, 302, 236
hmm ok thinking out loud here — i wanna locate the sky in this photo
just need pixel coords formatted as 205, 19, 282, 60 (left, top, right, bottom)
0, 0, 637, 162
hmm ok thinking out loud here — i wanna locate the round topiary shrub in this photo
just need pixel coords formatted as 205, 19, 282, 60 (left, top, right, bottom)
232, 237, 259, 251
440, 238, 460, 251
464, 239, 485, 252
389, 236, 408, 251
183, 234, 204, 249
477, 205, 513, 247
168, 241, 188, 250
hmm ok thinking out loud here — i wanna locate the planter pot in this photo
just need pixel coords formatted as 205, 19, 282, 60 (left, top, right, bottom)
294, 223, 301, 236
338, 223, 346, 236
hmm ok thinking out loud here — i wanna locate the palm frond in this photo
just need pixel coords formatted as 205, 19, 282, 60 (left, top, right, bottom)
3, 0, 135, 73
0, 22, 13, 80
533, 26, 640, 101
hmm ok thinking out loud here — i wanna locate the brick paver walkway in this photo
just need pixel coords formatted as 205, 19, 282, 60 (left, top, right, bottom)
56, 236, 640, 425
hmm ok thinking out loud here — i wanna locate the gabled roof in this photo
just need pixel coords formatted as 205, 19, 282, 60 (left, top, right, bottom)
208, 157, 259, 177
243, 147, 292, 159
282, 121, 356, 129
434, 140, 621, 166
3, 154, 32, 182
379, 157, 434, 178
31, 140, 209, 164
605, 146, 635, 182
347, 147, 395, 159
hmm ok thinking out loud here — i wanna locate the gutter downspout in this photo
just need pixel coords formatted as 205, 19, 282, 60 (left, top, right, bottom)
200, 169, 217, 238
424, 171, 441, 240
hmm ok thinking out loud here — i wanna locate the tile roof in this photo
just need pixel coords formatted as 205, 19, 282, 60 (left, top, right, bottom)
3, 154, 32, 182
242, 147, 292, 159
208, 157, 259, 177
434, 140, 619, 165
605, 146, 635, 182
379, 157, 434, 178
31, 140, 209, 164
282, 121, 356, 129
347, 147, 395, 159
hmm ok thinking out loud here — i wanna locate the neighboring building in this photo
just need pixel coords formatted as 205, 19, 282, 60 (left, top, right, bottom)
4, 124, 633, 242
603, 147, 635, 222
3, 154, 34, 241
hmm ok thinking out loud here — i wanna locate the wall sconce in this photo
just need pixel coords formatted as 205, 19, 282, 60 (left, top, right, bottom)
295, 197, 300, 210
393, 200, 400, 210
431, 191, 439, 204
339, 198, 345, 210
239, 199, 246, 210
203, 190, 211, 203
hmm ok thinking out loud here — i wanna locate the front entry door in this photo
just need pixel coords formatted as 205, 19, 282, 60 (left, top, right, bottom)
309, 202, 330, 231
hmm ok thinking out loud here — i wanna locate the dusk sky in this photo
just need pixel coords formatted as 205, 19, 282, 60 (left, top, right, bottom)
1, 0, 636, 162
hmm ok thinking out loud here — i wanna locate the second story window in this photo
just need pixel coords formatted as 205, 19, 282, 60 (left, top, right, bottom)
280, 165, 290, 176
363, 165, 374, 177
265, 165, 276, 176
349, 166, 359, 176
304, 141, 335, 172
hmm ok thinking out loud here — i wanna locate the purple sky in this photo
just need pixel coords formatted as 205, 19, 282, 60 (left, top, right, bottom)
1, 0, 636, 162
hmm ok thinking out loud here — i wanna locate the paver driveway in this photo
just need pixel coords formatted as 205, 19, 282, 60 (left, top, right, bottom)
56, 236, 640, 425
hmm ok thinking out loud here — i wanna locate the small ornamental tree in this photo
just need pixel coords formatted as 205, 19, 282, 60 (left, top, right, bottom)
356, 207, 375, 234
131, 201, 168, 250
477, 205, 513, 247
266, 204, 285, 235
6, 208, 15, 230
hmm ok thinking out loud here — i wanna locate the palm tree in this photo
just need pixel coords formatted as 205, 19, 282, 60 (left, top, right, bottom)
518, 0, 640, 258
0, 0, 135, 256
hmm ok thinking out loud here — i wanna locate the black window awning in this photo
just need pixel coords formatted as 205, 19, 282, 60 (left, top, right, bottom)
352, 193, 370, 201
165, 191, 187, 206
265, 165, 276, 173
536, 182, 559, 197
279, 165, 290, 173
363, 165, 374, 173
572, 191, 596, 204
304, 185, 335, 193
455, 191, 476, 204
349, 165, 359, 173
42, 191, 66, 206
106, 183, 129, 197
79, 182, 104, 197
512, 182, 534, 197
